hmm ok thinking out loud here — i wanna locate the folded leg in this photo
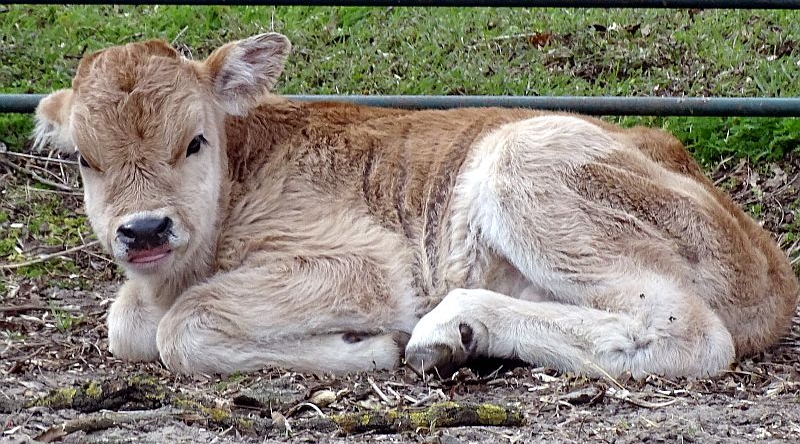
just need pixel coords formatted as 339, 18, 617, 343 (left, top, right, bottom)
406, 287, 735, 378
156, 258, 416, 375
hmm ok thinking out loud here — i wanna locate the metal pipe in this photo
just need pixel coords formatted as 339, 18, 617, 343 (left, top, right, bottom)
4, 94, 800, 116
9, 0, 800, 8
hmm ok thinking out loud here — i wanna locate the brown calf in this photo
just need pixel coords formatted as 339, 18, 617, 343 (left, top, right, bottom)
33, 33, 798, 378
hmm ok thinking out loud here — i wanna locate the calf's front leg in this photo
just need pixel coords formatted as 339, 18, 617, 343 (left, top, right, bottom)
155, 261, 416, 375
107, 280, 167, 362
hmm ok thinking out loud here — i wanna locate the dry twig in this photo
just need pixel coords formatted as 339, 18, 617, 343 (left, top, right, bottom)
368, 377, 395, 406
35, 409, 183, 443
0, 304, 49, 314
0, 240, 100, 270
2, 150, 78, 165
0, 157, 75, 192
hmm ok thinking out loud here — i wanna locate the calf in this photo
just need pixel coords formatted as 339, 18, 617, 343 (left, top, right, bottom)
33, 33, 798, 378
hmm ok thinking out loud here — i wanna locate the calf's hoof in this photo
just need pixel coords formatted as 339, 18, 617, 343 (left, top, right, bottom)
405, 323, 476, 378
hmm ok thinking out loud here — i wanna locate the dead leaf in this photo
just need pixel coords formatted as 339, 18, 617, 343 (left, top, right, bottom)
765, 164, 788, 190
527, 32, 554, 48
625, 24, 641, 34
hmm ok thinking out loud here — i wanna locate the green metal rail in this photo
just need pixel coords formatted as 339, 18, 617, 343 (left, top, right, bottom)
2, 0, 798, 116
4, 94, 800, 117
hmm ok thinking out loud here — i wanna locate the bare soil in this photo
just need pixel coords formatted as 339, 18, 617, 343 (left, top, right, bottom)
1, 146, 799, 444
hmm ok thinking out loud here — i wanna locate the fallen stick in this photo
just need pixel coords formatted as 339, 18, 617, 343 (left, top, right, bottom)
0, 305, 48, 314
0, 157, 76, 192
309, 401, 526, 434
35, 409, 183, 443
22, 377, 525, 439
33, 401, 524, 441
0, 240, 100, 270
2, 150, 78, 165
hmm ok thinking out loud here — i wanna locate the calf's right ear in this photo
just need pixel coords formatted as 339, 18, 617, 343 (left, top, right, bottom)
32, 88, 75, 153
203, 33, 292, 116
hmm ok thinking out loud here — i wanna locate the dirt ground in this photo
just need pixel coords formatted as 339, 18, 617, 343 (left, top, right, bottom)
1, 144, 799, 444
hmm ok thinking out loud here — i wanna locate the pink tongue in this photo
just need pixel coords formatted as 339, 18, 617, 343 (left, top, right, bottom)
129, 246, 171, 263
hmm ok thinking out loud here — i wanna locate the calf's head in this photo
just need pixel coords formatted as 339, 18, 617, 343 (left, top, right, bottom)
33, 34, 291, 276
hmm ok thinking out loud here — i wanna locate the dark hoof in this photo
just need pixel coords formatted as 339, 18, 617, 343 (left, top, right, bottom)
405, 343, 468, 378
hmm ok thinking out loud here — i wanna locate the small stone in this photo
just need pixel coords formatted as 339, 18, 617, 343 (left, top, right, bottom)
308, 389, 336, 407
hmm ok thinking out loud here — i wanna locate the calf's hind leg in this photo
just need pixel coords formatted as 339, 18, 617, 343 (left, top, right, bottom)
406, 285, 735, 378
406, 116, 736, 378
155, 263, 414, 375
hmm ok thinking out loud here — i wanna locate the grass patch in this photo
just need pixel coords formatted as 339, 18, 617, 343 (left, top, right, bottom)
1, 5, 799, 163
50, 303, 84, 333
0, 182, 94, 284
665, 117, 800, 165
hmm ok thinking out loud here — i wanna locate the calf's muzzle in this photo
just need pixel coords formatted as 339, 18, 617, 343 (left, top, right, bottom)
116, 216, 173, 250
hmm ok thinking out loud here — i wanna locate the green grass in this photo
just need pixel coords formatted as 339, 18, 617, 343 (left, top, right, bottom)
49, 303, 84, 333
1, 5, 799, 164
0, 186, 92, 282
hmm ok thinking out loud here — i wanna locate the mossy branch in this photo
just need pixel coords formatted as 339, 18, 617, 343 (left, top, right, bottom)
27, 375, 169, 413
21, 376, 525, 440
309, 401, 526, 434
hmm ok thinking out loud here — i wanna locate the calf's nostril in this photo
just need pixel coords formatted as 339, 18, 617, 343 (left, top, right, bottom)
117, 225, 136, 242
156, 217, 173, 236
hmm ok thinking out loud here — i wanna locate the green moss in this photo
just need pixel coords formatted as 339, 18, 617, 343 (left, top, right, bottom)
237, 418, 254, 429
128, 374, 160, 385
173, 398, 200, 410
206, 407, 230, 422
85, 381, 103, 398
37, 387, 77, 408
331, 413, 358, 433
408, 410, 427, 426
476, 403, 508, 425
174, 397, 231, 423
749, 203, 764, 218
408, 402, 452, 426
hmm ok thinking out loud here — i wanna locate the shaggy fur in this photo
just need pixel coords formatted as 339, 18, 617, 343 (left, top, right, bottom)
32, 33, 798, 378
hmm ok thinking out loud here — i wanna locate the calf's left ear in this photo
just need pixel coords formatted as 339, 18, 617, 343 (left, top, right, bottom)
203, 33, 292, 116
32, 88, 75, 153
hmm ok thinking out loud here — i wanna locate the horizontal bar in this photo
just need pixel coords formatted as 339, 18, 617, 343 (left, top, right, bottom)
4, 94, 800, 116
9, 0, 800, 8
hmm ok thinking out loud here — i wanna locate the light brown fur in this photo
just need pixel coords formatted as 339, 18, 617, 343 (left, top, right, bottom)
32, 34, 798, 377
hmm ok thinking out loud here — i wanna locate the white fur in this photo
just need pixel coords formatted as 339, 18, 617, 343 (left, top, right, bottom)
407, 117, 737, 378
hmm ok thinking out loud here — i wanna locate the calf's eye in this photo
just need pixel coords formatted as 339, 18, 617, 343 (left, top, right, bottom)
186, 135, 206, 157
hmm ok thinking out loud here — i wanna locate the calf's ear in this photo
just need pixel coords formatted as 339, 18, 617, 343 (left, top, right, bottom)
32, 88, 75, 153
203, 33, 292, 116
